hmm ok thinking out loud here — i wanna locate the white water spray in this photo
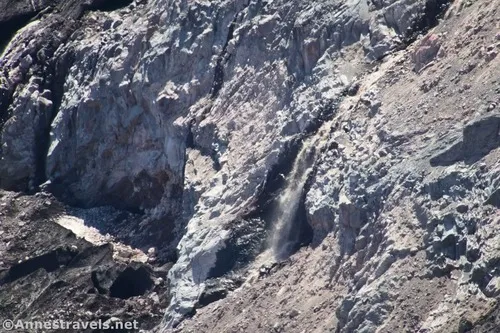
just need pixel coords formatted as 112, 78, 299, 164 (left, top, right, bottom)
269, 137, 318, 260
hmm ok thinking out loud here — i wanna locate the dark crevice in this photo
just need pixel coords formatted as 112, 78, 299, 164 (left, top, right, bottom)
196, 278, 242, 308
207, 218, 266, 279
248, 138, 304, 219
198, 288, 228, 307
122, 214, 177, 264
0, 87, 14, 136
0, 12, 38, 55
109, 266, 154, 299
1, 246, 79, 284
34, 32, 77, 189
404, 0, 452, 44
185, 120, 195, 148
210, 17, 237, 98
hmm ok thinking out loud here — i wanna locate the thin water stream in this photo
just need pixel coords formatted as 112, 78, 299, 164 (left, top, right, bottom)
269, 136, 319, 260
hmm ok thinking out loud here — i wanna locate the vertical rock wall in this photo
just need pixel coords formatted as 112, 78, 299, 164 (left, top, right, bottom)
4, 0, 498, 332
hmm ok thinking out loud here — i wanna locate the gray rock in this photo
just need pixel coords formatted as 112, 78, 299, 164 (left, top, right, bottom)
430, 115, 500, 166
412, 34, 442, 72
339, 194, 366, 229
485, 188, 500, 208
484, 276, 500, 297
0, 0, 497, 332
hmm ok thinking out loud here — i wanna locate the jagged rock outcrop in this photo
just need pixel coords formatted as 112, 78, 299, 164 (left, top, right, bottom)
0, 190, 169, 331
0, 0, 499, 332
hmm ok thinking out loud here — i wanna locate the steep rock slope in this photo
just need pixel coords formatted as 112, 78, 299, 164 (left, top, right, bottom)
175, 1, 500, 332
0, 0, 499, 332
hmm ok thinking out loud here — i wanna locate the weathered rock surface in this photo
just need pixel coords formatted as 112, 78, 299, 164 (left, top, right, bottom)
0, 190, 169, 332
0, 0, 499, 332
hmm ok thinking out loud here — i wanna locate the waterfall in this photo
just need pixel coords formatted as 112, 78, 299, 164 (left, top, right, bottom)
269, 138, 318, 260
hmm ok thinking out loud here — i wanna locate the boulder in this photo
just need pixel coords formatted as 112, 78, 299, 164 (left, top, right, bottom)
412, 34, 442, 71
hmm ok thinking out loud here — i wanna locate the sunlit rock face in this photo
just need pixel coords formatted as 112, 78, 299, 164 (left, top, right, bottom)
3, 0, 500, 332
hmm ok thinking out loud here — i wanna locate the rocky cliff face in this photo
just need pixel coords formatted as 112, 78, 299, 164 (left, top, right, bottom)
0, 0, 499, 332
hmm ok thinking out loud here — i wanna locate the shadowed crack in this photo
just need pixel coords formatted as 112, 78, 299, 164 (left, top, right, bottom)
210, 17, 237, 98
